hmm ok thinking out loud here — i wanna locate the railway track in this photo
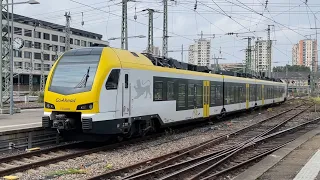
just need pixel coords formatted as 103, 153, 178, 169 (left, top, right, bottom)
0, 99, 303, 178
87, 101, 314, 180
0, 103, 270, 178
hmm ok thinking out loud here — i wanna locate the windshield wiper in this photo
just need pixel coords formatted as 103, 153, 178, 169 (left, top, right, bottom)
74, 66, 90, 88
84, 67, 90, 87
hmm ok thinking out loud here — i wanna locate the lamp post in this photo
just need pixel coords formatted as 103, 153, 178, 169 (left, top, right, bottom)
14, 67, 22, 100
6, 0, 40, 115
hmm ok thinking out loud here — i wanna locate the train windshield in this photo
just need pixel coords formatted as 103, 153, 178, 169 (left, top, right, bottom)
49, 52, 101, 95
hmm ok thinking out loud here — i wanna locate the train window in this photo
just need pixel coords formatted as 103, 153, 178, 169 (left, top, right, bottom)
249, 86, 251, 101
224, 84, 229, 105
167, 81, 175, 100
216, 85, 222, 105
105, 69, 120, 90
259, 85, 262, 100
235, 86, 240, 103
196, 84, 203, 108
230, 85, 235, 104
240, 86, 245, 102
234, 86, 238, 103
125, 74, 128, 88
178, 83, 186, 108
250, 85, 255, 102
154, 81, 163, 101
256, 85, 259, 100
210, 85, 216, 106
188, 84, 195, 108
216, 86, 221, 100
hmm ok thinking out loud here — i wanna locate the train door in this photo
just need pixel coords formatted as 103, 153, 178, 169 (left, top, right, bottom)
121, 70, 131, 118
203, 81, 210, 118
262, 85, 264, 105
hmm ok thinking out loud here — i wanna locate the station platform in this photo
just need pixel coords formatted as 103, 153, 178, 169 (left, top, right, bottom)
0, 108, 42, 133
233, 125, 320, 180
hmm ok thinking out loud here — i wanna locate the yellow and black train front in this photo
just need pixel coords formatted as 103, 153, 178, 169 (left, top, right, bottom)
42, 47, 124, 138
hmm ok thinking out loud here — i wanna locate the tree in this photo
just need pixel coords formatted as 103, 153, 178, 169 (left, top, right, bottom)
273, 65, 310, 72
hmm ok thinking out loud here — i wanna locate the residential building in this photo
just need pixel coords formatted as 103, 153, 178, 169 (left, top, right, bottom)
243, 40, 273, 74
292, 44, 299, 65
188, 38, 211, 66
292, 39, 318, 72
9, 12, 109, 91
143, 46, 160, 56
254, 40, 273, 73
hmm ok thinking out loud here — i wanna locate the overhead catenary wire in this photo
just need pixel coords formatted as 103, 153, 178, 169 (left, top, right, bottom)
69, 0, 245, 61
10, 0, 320, 67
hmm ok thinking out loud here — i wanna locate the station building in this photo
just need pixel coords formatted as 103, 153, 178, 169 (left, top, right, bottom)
9, 12, 109, 92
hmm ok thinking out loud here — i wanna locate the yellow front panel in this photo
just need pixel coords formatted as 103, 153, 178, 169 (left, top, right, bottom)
44, 47, 122, 114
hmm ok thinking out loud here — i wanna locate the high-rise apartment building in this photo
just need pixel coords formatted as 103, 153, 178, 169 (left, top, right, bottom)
292, 39, 318, 72
245, 40, 272, 74
188, 38, 211, 66
143, 46, 161, 56
9, 13, 109, 91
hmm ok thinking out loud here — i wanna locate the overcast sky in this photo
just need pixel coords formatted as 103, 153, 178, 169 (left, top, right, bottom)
14, 0, 320, 66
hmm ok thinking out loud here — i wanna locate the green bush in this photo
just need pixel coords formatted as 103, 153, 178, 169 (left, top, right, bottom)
29, 91, 38, 96
38, 92, 44, 103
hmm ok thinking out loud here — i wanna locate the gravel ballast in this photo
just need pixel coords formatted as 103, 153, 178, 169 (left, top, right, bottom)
10, 100, 310, 180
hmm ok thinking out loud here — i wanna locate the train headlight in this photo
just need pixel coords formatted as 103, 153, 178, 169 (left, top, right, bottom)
77, 103, 93, 110
45, 102, 55, 109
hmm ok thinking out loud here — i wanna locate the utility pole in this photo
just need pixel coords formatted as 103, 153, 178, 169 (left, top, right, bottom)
28, 58, 33, 93
121, 0, 128, 50
213, 54, 225, 73
163, 0, 168, 57
65, 12, 71, 51
0, 0, 11, 109
143, 8, 159, 54
9, 0, 13, 115
181, 44, 183, 62
242, 36, 254, 75
40, 52, 44, 92
267, 25, 274, 78
309, 16, 319, 96
197, 31, 215, 39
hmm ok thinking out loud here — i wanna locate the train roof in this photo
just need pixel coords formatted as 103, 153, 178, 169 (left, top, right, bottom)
61, 47, 285, 85
140, 53, 285, 84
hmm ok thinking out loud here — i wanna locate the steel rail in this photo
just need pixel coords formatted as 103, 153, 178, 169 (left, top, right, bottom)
199, 116, 320, 180
87, 101, 306, 180
122, 104, 312, 180
0, 105, 242, 177
0, 141, 83, 164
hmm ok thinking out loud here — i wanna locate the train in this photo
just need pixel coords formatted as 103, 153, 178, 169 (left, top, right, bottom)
42, 46, 287, 141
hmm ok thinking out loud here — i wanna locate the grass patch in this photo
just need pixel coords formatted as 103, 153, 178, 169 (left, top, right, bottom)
310, 97, 320, 104
105, 163, 113, 170
46, 168, 86, 178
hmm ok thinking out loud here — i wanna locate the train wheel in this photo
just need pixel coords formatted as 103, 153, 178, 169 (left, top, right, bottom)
217, 109, 226, 120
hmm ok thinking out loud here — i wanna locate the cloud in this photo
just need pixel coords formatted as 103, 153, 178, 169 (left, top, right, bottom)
12, 0, 319, 66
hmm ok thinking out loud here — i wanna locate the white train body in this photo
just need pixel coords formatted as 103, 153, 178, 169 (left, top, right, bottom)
42, 47, 287, 140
